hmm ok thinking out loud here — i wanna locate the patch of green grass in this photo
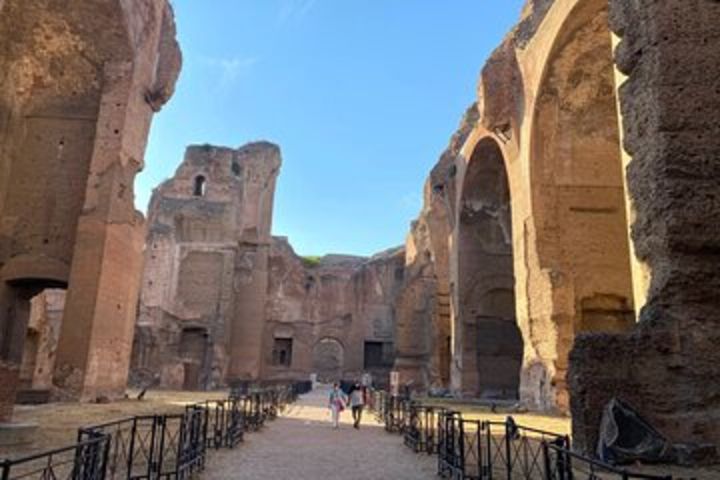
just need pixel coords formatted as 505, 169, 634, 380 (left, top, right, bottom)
301, 255, 322, 268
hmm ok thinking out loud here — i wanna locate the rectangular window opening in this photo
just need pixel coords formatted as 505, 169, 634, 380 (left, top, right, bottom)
272, 338, 293, 367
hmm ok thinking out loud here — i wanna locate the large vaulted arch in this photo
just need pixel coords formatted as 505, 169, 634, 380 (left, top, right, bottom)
457, 137, 523, 400
528, 0, 635, 409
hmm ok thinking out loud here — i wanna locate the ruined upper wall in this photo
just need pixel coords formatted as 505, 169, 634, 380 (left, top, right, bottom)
132, 142, 280, 389
0, 0, 181, 283
264, 237, 405, 383
140, 142, 281, 320
569, 0, 720, 461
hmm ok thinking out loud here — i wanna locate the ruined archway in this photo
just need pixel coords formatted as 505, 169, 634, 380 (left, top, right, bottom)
458, 137, 522, 400
312, 337, 344, 383
18, 289, 66, 395
529, 0, 635, 408
0, 279, 66, 416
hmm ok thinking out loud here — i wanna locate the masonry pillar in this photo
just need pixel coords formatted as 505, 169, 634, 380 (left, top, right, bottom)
393, 274, 434, 391
227, 244, 272, 386
52, 62, 150, 401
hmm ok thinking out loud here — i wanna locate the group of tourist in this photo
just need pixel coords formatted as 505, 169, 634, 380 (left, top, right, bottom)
328, 382, 367, 429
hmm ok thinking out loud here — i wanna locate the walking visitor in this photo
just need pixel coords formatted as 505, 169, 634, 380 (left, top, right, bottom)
328, 382, 347, 429
349, 382, 365, 429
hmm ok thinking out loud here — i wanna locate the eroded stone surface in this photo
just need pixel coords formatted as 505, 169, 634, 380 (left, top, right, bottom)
130, 143, 281, 389
0, 0, 181, 419
393, 104, 477, 393
568, 0, 720, 460
393, 0, 720, 463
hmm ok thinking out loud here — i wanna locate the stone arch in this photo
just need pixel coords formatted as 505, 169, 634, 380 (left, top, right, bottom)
18, 288, 66, 392
312, 337, 345, 383
528, 0, 635, 408
457, 137, 523, 400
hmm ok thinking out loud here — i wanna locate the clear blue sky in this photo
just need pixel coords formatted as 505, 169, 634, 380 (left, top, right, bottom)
139, 0, 525, 257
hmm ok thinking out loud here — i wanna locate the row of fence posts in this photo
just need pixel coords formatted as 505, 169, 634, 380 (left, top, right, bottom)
0, 383, 303, 480
370, 390, 673, 480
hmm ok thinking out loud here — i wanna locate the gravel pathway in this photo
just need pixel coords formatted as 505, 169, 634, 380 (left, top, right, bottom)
203, 387, 436, 479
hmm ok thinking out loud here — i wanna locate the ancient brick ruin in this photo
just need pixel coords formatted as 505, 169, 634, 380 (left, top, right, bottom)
130, 143, 281, 390
0, 0, 180, 421
264, 241, 404, 386
390, 0, 720, 461
1, 0, 719, 468
129, 143, 404, 389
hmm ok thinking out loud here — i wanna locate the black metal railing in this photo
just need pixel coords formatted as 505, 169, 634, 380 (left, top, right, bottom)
78, 412, 204, 480
542, 442, 673, 480
0, 432, 110, 480
371, 389, 675, 480
383, 395, 409, 433
403, 403, 445, 454
484, 417, 570, 480
2, 383, 303, 480
292, 381, 313, 396
189, 398, 243, 450
437, 410, 465, 478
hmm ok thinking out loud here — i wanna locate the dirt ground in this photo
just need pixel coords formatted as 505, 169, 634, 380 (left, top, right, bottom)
1, 389, 228, 459
419, 397, 572, 435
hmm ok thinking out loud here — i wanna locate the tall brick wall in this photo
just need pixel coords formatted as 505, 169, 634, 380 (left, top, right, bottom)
568, 0, 720, 462
0, 0, 181, 417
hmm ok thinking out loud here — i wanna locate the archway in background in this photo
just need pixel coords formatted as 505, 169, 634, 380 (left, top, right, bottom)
18, 289, 66, 392
458, 137, 523, 400
529, 0, 635, 406
312, 337, 344, 383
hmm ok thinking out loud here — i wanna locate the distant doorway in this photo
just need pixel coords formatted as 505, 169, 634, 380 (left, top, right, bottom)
179, 327, 208, 390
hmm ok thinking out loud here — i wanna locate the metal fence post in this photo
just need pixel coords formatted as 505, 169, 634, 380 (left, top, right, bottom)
542, 441, 551, 480
484, 422, 493, 480
458, 418, 466, 478
505, 419, 512, 480
100, 434, 110, 480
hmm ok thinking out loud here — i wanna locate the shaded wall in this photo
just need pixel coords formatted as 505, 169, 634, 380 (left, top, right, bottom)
19, 290, 65, 392
569, 0, 720, 462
